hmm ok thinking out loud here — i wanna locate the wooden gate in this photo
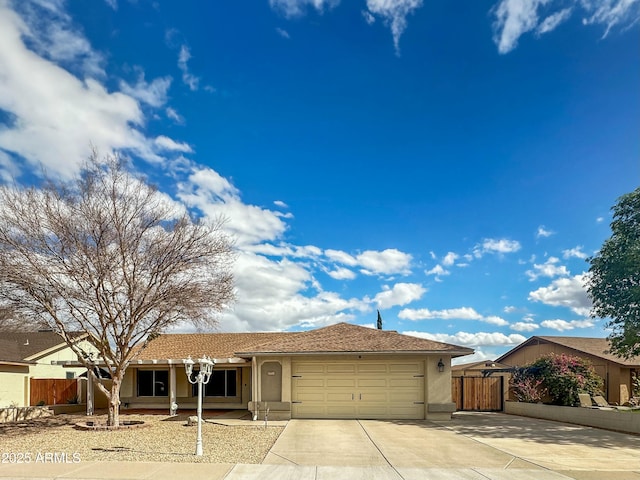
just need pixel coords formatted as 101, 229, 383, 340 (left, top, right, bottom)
452, 376, 504, 411
30, 379, 77, 406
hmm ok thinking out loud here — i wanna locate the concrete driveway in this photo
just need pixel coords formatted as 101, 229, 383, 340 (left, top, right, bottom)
263, 412, 640, 480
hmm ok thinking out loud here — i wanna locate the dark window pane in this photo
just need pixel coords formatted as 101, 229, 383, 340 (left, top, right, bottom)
207, 370, 226, 397
154, 370, 168, 397
226, 370, 237, 397
137, 370, 154, 397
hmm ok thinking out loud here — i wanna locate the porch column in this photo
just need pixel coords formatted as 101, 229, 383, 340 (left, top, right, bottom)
169, 364, 177, 415
86, 371, 94, 416
251, 356, 258, 420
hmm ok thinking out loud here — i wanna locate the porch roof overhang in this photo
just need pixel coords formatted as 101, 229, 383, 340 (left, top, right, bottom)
54, 357, 250, 368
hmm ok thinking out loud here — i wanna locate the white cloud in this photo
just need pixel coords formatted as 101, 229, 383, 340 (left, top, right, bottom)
165, 107, 185, 124
119, 72, 172, 108
362, 9, 376, 24
536, 225, 554, 238
365, 0, 423, 55
406, 330, 527, 347
492, 0, 546, 54
326, 267, 357, 280
503, 305, 518, 313
154, 135, 193, 153
399, 306, 508, 326
474, 238, 521, 257
511, 321, 540, 332
526, 256, 569, 281
528, 273, 592, 316
178, 45, 200, 91
0, 2, 185, 178
581, 0, 640, 37
218, 251, 367, 332
442, 251, 459, 266
374, 282, 426, 309
563, 246, 588, 259
485, 315, 510, 326
177, 166, 288, 246
399, 306, 483, 321
269, 0, 339, 18
492, 0, 640, 53
14, 1, 105, 79
276, 27, 290, 39
425, 264, 449, 277
274, 200, 289, 208
325, 249, 358, 266
537, 7, 573, 34
540, 318, 595, 331
356, 248, 412, 275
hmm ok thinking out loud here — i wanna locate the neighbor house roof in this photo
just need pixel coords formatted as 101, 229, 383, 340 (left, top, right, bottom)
137, 323, 474, 361
235, 323, 474, 357
451, 360, 511, 371
0, 331, 85, 365
496, 336, 640, 367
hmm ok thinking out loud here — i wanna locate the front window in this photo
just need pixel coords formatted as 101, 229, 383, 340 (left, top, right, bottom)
191, 369, 238, 398
137, 370, 168, 397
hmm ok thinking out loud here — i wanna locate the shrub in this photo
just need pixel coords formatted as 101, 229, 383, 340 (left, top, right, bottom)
511, 353, 604, 406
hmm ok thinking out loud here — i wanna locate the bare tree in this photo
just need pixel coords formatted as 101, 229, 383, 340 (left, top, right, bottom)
0, 155, 235, 426
0, 306, 43, 332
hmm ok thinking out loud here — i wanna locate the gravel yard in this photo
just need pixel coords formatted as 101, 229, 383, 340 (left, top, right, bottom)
0, 413, 283, 463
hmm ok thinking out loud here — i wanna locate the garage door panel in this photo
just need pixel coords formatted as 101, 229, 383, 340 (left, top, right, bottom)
357, 364, 387, 374
327, 378, 356, 388
358, 378, 387, 388
295, 378, 325, 387
326, 392, 354, 401
291, 360, 425, 420
361, 392, 387, 402
296, 392, 326, 402
390, 378, 423, 388
326, 364, 356, 374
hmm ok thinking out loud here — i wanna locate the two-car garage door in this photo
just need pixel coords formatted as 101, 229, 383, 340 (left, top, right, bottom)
291, 359, 425, 419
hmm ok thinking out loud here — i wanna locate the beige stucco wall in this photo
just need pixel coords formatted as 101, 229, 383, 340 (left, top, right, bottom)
0, 366, 30, 408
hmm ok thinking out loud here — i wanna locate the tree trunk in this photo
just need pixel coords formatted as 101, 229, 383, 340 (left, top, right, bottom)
108, 375, 122, 427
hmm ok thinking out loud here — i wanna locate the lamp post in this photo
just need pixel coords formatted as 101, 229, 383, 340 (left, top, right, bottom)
184, 355, 214, 456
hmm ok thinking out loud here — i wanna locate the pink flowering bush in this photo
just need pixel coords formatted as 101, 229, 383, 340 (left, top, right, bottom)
511, 353, 604, 406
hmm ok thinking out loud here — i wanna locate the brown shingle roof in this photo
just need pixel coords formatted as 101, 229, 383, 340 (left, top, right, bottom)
137, 323, 474, 360
496, 336, 640, 367
0, 331, 83, 363
235, 323, 474, 357
136, 332, 292, 360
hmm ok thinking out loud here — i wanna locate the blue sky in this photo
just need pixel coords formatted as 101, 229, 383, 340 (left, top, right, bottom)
0, 0, 638, 363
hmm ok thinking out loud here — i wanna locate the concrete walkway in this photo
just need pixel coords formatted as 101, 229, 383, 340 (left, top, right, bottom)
2, 412, 640, 479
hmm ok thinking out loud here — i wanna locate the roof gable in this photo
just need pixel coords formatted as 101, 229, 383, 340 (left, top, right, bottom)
235, 323, 474, 356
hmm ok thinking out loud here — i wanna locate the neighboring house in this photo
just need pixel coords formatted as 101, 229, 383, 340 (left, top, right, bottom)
496, 336, 640, 405
0, 331, 94, 407
117, 322, 473, 420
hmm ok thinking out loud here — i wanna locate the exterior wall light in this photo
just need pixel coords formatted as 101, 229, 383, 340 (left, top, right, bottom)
184, 355, 215, 456
437, 358, 445, 373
